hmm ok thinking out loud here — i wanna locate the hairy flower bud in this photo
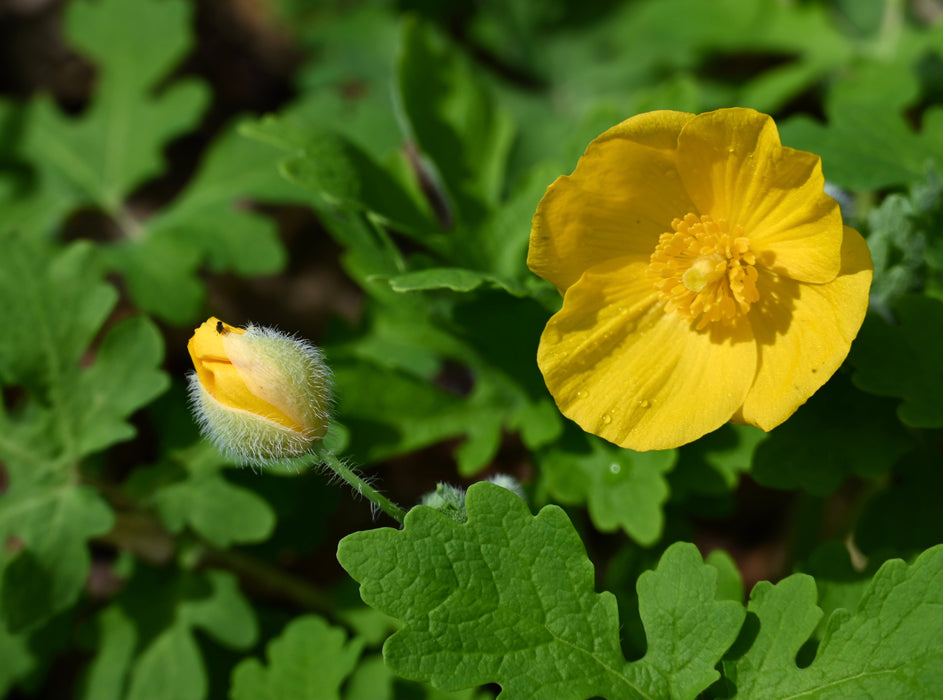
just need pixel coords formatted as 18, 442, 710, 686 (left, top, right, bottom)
421, 483, 468, 523
187, 317, 332, 465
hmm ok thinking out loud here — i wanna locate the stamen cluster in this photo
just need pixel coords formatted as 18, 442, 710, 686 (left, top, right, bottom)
648, 213, 759, 329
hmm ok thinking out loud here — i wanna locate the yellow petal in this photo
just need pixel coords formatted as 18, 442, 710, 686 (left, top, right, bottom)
529, 110, 696, 293
676, 108, 842, 284
537, 257, 758, 450
187, 317, 244, 395
739, 226, 873, 429
187, 317, 303, 433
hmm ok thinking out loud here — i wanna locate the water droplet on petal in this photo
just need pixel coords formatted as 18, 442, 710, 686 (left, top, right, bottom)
601, 414, 612, 425
639, 399, 651, 408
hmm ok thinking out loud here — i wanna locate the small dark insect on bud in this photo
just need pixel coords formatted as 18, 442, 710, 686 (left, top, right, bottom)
216, 320, 224, 334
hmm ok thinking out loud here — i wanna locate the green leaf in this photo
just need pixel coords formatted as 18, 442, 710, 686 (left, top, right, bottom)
396, 19, 515, 222
331, 289, 562, 474
728, 544, 943, 699
343, 654, 395, 700
136, 440, 277, 548
750, 374, 913, 495
798, 541, 873, 641
241, 115, 440, 239
338, 483, 744, 700
706, 549, 744, 604
128, 626, 205, 700
72, 316, 170, 456
0, 233, 168, 472
0, 234, 148, 629
331, 360, 467, 463
0, 623, 37, 697
384, 267, 528, 297
83, 568, 257, 700
0, 612, 71, 697
473, 161, 563, 282
289, 3, 404, 157
230, 616, 363, 700
861, 169, 943, 306
155, 471, 276, 548
866, 191, 930, 307
779, 61, 943, 190
0, 485, 113, 631
106, 123, 300, 322
26, 0, 208, 218
4, 0, 297, 325
538, 432, 676, 545
0, 233, 115, 397
332, 315, 560, 475
851, 297, 943, 428
78, 607, 137, 700
855, 454, 943, 559
671, 425, 763, 504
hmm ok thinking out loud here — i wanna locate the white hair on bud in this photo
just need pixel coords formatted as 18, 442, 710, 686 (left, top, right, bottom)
486, 473, 526, 499
187, 322, 334, 467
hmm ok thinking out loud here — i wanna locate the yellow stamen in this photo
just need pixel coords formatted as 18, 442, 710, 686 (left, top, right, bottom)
648, 213, 759, 329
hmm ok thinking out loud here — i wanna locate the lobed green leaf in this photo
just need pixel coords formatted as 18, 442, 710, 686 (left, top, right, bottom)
397, 19, 516, 223
229, 616, 363, 700
728, 544, 943, 699
538, 432, 676, 545
0, 486, 113, 632
339, 482, 743, 700
80, 569, 257, 700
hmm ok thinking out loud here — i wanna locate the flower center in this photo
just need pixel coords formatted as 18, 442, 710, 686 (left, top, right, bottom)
648, 213, 759, 329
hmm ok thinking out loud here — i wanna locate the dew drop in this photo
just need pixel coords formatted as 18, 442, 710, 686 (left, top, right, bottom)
608, 463, 621, 475
601, 414, 612, 425
639, 399, 651, 408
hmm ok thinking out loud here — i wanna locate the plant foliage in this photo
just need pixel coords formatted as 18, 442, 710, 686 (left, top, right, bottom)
1, 0, 942, 698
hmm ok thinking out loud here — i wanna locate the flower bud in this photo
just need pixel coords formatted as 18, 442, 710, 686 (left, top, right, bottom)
421, 483, 467, 523
486, 474, 525, 500
187, 317, 332, 465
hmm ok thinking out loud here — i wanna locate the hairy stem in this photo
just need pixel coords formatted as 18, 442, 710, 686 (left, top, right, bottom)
315, 448, 407, 525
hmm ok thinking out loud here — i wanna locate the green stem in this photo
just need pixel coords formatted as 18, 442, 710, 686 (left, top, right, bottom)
316, 448, 407, 525
199, 545, 333, 613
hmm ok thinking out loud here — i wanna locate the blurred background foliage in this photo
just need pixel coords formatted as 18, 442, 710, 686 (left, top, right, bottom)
1, 0, 943, 697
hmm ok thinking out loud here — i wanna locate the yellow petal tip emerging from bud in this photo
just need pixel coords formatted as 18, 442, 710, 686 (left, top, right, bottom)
187, 317, 333, 466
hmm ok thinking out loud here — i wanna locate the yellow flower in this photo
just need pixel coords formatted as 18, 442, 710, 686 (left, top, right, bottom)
187, 317, 332, 464
528, 108, 872, 451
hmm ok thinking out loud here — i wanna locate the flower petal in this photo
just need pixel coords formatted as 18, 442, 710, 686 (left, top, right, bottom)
537, 257, 758, 450
740, 226, 873, 430
529, 110, 696, 293
188, 318, 301, 431
677, 108, 842, 284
